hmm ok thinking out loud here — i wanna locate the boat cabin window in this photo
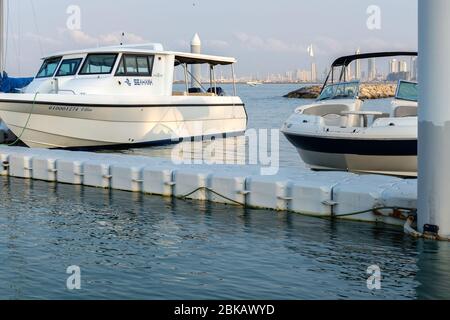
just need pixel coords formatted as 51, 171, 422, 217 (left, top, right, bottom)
318, 81, 359, 101
395, 81, 418, 102
36, 57, 62, 78
116, 55, 154, 76
79, 54, 118, 75
56, 58, 83, 77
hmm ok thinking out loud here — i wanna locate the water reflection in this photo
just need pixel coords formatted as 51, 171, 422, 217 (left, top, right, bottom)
416, 241, 450, 299
0, 176, 449, 300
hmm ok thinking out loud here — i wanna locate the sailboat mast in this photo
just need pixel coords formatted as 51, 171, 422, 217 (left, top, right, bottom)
0, 0, 4, 74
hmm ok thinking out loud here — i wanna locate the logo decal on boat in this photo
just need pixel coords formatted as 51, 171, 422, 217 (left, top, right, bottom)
124, 78, 153, 87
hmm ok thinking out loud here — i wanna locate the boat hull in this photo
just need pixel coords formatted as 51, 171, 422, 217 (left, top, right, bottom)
284, 132, 417, 177
0, 96, 247, 149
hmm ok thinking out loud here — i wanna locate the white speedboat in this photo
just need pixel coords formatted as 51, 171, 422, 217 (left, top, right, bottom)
282, 52, 418, 177
246, 80, 262, 87
0, 43, 247, 149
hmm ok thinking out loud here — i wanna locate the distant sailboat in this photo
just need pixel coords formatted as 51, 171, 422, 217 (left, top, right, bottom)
246, 80, 263, 87
0, 0, 36, 143
246, 73, 263, 86
0, 0, 33, 93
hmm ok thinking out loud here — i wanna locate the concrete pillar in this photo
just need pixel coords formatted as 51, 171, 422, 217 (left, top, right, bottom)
190, 33, 201, 89
418, 0, 450, 238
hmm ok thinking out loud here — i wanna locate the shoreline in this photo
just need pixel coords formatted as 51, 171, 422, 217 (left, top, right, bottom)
284, 83, 397, 100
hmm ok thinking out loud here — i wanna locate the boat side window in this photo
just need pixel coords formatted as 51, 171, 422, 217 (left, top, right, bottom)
396, 81, 418, 102
318, 82, 359, 101
116, 55, 154, 77
56, 58, 83, 77
36, 57, 62, 78
79, 54, 118, 75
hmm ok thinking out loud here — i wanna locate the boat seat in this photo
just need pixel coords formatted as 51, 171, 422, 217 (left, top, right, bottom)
188, 87, 202, 93
208, 87, 225, 96
303, 104, 350, 116
189, 92, 216, 96
394, 106, 418, 117
172, 91, 216, 97
373, 113, 391, 121
323, 114, 342, 126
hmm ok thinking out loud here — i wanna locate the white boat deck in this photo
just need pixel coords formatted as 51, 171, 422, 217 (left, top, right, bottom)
0, 146, 417, 226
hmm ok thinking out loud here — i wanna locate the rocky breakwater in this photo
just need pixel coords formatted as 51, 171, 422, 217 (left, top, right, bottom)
284, 83, 397, 100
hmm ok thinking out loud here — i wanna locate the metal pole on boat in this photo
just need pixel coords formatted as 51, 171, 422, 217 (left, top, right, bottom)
190, 33, 202, 89
0, 0, 4, 74
418, 0, 450, 239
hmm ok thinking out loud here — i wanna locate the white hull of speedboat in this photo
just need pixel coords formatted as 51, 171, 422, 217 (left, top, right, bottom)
290, 139, 417, 177
0, 94, 247, 149
282, 107, 418, 177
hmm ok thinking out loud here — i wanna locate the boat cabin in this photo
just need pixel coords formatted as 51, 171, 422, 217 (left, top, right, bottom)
23, 43, 238, 97
302, 80, 418, 128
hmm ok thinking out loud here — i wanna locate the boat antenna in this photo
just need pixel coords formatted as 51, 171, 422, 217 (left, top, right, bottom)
120, 32, 125, 46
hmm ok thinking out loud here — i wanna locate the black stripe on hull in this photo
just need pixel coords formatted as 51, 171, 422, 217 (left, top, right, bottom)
52, 131, 246, 151
0, 99, 245, 108
284, 133, 417, 156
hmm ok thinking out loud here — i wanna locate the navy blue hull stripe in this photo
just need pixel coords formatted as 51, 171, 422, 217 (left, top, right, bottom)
0, 99, 245, 108
284, 133, 417, 156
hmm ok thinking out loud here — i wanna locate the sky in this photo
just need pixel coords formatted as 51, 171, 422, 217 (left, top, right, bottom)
3, 0, 418, 77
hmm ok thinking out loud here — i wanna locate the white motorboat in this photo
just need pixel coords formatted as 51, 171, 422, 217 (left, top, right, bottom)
282, 52, 418, 177
0, 43, 247, 149
246, 80, 263, 87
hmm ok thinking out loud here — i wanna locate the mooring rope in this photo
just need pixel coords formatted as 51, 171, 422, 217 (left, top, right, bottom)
333, 206, 416, 218
181, 187, 245, 206
2, 92, 39, 146
181, 186, 416, 217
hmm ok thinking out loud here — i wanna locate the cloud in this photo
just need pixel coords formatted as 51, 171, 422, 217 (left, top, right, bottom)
205, 40, 229, 49
233, 32, 305, 53
25, 32, 62, 46
169, 38, 229, 52
67, 30, 98, 46
314, 35, 416, 56
60, 29, 147, 47
232, 32, 416, 59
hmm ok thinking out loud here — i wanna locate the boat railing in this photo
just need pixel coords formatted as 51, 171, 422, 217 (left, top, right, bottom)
52, 89, 77, 95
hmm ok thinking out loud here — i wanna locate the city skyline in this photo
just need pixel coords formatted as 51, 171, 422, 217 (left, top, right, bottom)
1, 0, 417, 77
183, 52, 418, 84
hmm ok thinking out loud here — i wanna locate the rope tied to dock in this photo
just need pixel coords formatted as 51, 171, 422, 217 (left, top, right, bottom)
180, 186, 417, 218
2, 92, 39, 147
181, 187, 245, 206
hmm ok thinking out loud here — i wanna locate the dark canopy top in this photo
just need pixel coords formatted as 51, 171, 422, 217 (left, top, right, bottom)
332, 51, 418, 67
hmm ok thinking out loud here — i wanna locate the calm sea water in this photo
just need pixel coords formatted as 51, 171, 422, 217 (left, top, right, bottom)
1, 177, 450, 300
109, 84, 307, 169
109, 84, 392, 168
1, 84, 449, 300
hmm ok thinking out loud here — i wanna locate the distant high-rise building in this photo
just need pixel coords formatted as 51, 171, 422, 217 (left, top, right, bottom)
411, 57, 418, 80
399, 60, 408, 73
355, 49, 361, 80
307, 44, 317, 82
285, 71, 294, 82
345, 65, 352, 81
389, 59, 399, 73
311, 62, 317, 82
368, 58, 376, 81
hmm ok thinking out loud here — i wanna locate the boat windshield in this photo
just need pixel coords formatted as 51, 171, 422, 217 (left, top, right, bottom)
317, 81, 360, 101
79, 54, 118, 75
395, 81, 418, 102
36, 57, 62, 78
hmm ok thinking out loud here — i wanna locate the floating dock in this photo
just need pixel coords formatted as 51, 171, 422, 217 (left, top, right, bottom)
0, 146, 417, 226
